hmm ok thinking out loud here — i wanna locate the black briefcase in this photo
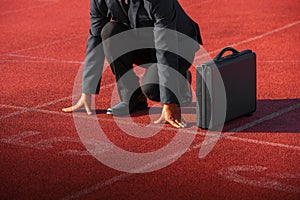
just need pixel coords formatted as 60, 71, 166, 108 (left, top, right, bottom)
196, 47, 256, 129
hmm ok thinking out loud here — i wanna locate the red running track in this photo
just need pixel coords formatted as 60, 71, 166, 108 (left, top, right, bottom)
0, 0, 299, 199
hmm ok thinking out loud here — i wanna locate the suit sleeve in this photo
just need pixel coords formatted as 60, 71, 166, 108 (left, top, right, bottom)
151, 0, 180, 104
82, 0, 110, 94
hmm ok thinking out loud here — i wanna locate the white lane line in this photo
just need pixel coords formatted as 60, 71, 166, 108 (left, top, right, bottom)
0, 96, 74, 120
7, 53, 81, 62
192, 131, 300, 152
3, 21, 299, 120
1, 19, 299, 135
231, 20, 299, 45
1, 53, 84, 64
60, 99, 300, 200
1, 4, 298, 200
48, 142, 300, 200
258, 60, 300, 63
1, 2, 57, 16
191, 135, 300, 152
184, 0, 211, 10
4, 20, 299, 66
226, 20, 300, 48
0, 103, 300, 150
1, 18, 298, 141
7, 53, 54, 59
1, 53, 110, 65
1, 100, 299, 200
60, 173, 132, 200
61, 144, 200, 200
1, 98, 300, 150
195, 20, 300, 61
226, 102, 300, 133
194, 101, 300, 150
0, 82, 117, 120
219, 165, 300, 194
0, 35, 86, 55
0, 59, 83, 64
1, 100, 300, 152
224, 135, 300, 150
187, 101, 300, 151
4, 20, 298, 66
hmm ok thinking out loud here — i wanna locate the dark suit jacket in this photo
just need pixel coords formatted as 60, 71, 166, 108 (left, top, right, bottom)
83, 0, 203, 104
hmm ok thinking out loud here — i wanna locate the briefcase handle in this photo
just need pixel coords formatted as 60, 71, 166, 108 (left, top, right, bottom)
214, 47, 239, 61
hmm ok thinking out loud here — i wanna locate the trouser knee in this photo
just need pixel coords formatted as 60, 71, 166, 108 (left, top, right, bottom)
101, 21, 129, 40
141, 83, 160, 102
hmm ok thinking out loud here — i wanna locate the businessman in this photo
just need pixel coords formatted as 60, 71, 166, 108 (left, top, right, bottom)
62, 0, 203, 128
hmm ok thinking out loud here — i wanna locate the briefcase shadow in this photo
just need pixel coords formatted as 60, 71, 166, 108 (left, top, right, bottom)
221, 98, 300, 133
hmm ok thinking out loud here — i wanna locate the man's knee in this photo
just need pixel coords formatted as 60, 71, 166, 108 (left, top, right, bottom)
141, 84, 160, 102
101, 22, 128, 40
